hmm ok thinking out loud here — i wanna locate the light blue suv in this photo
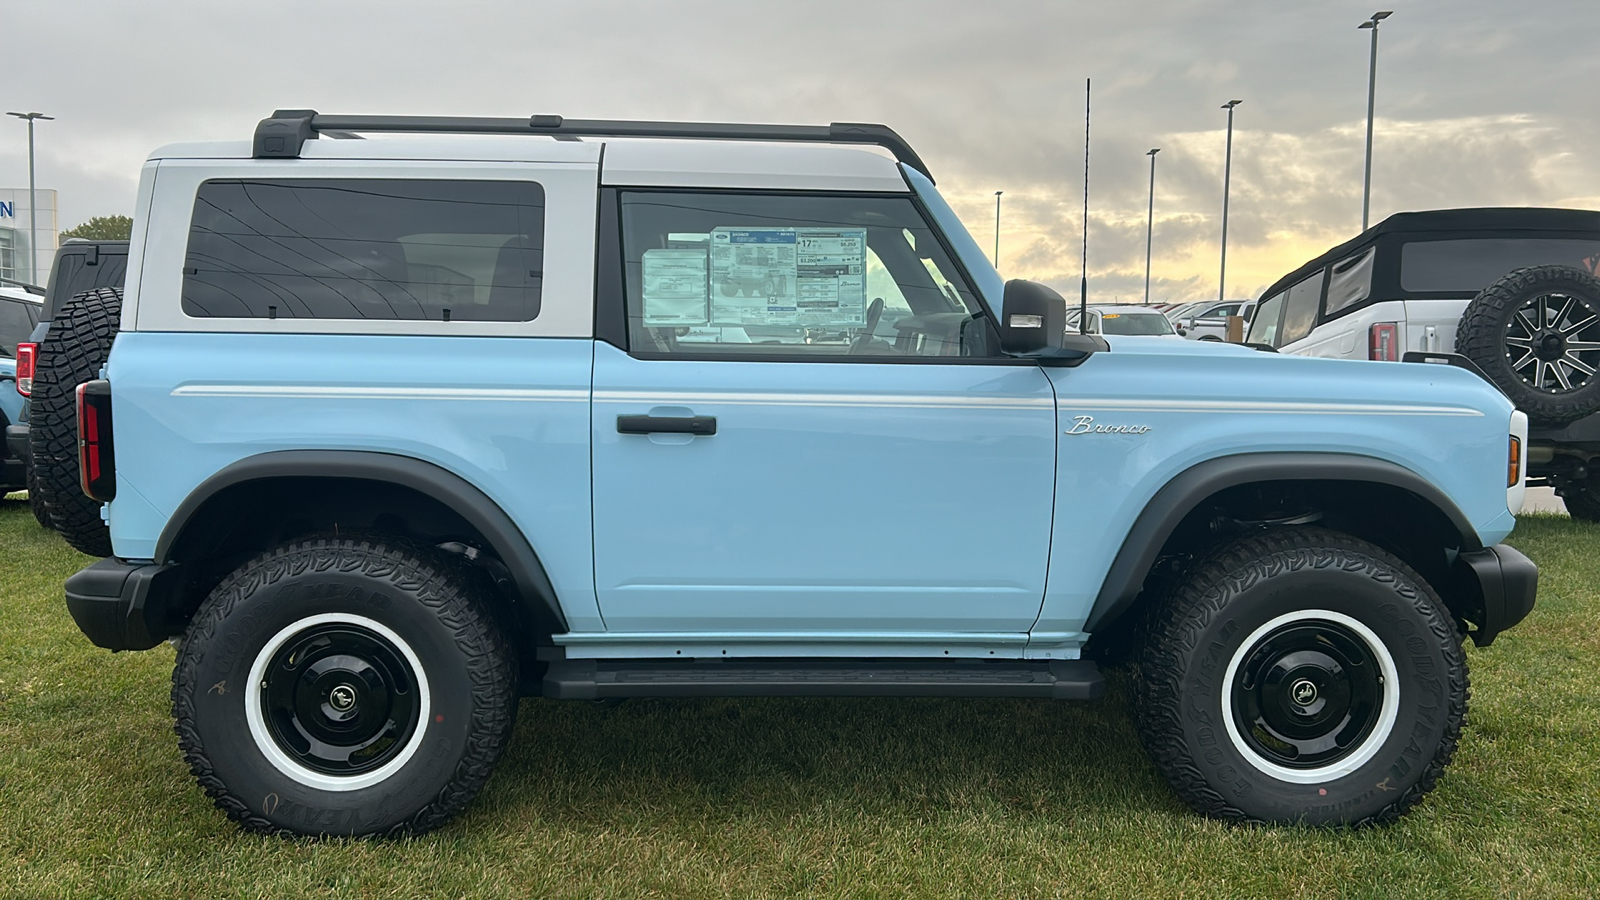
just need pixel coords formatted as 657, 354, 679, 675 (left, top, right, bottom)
57, 111, 1536, 836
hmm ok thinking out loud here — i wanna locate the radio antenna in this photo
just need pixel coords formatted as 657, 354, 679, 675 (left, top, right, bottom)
1079, 77, 1091, 334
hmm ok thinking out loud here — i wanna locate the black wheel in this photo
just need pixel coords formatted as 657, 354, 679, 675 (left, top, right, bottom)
1457, 266, 1600, 426
30, 287, 122, 556
1135, 527, 1468, 826
1556, 474, 1600, 522
26, 463, 50, 528
172, 537, 517, 837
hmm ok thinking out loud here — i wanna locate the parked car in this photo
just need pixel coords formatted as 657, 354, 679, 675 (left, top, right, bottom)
0, 285, 43, 495
1068, 305, 1185, 337
54, 111, 1533, 836
1248, 208, 1600, 519
10, 240, 130, 533
1171, 298, 1257, 341
1161, 300, 1207, 322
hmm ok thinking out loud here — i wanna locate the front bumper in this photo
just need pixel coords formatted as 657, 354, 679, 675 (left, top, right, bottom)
64, 557, 186, 651
1451, 543, 1538, 647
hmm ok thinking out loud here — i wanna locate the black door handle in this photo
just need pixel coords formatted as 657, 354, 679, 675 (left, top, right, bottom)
617, 414, 717, 436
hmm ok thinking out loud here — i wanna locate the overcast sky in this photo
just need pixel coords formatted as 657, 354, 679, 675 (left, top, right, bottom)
5, 0, 1597, 304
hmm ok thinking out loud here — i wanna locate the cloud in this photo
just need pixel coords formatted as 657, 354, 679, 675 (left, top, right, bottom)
3, 0, 1596, 307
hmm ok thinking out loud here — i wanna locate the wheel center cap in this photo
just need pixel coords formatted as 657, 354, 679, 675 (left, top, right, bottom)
1537, 332, 1567, 361
328, 683, 358, 712
1290, 678, 1319, 707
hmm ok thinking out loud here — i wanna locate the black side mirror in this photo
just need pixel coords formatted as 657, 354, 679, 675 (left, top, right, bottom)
998, 280, 1107, 365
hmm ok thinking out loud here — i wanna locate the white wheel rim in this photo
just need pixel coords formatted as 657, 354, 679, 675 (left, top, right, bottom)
245, 613, 431, 792
1220, 609, 1401, 784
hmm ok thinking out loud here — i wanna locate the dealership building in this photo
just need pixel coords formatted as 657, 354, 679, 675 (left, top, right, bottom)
0, 187, 59, 286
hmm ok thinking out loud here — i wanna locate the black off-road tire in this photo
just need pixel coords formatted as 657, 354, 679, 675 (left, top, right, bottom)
26, 464, 50, 528
1556, 475, 1600, 523
1456, 265, 1600, 426
172, 537, 518, 837
30, 287, 122, 556
1135, 527, 1468, 826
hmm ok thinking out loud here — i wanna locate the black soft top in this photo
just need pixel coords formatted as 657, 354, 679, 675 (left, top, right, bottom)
1260, 207, 1600, 301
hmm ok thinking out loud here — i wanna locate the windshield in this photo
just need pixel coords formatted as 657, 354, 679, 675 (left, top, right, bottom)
1401, 238, 1600, 293
1100, 311, 1175, 335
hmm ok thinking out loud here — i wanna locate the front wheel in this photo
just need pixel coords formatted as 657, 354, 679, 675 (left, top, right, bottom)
1135, 528, 1468, 825
172, 537, 517, 836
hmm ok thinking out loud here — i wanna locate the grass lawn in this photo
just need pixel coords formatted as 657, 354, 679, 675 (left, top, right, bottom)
1, 494, 1598, 898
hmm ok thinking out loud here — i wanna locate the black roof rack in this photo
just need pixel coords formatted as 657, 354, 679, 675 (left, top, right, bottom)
252, 110, 933, 182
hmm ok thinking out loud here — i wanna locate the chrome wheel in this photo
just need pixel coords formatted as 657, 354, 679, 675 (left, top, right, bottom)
1504, 291, 1600, 393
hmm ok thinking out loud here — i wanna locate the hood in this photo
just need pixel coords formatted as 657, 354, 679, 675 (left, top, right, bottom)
1101, 335, 1258, 356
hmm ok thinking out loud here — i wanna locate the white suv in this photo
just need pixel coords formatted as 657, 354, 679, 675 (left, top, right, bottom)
1248, 207, 1600, 518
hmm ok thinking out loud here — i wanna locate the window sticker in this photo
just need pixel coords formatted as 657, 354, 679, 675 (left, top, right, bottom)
710, 228, 799, 325
642, 248, 710, 326
796, 229, 867, 326
709, 227, 867, 327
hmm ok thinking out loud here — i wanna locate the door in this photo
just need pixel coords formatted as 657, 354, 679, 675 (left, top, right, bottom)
590, 189, 1058, 635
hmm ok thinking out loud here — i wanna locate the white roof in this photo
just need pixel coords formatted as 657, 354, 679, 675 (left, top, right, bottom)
147, 135, 909, 193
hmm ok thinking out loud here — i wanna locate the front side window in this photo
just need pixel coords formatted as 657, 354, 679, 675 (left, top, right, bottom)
1247, 292, 1286, 345
620, 192, 993, 358
183, 179, 545, 321
1400, 238, 1600, 293
1278, 270, 1326, 346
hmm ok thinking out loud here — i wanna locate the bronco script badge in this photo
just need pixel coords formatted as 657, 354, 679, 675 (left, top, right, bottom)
1065, 415, 1151, 435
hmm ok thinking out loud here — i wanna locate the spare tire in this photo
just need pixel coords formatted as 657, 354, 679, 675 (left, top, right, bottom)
1456, 265, 1600, 426
30, 287, 121, 557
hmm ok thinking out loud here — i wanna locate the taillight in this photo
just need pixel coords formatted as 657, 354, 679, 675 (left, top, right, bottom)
76, 380, 116, 502
1369, 322, 1399, 361
1508, 435, 1522, 488
14, 342, 36, 396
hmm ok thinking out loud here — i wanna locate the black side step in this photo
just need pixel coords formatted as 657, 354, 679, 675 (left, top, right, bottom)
543, 658, 1105, 701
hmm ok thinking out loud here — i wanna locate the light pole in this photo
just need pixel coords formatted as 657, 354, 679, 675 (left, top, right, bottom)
1144, 148, 1160, 305
1219, 100, 1242, 304
1359, 11, 1393, 231
6, 111, 53, 284
993, 191, 1003, 269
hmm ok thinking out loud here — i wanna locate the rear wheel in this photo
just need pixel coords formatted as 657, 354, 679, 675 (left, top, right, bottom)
172, 537, 517, 836
30, 287, 122, 556
1135, 527, 1468, 825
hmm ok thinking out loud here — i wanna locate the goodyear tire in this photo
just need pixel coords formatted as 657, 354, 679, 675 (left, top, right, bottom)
172, 537, 517, 837
30, 287, 122, 556
1456, 265, 1600, 426
1135, 527, 1467, 826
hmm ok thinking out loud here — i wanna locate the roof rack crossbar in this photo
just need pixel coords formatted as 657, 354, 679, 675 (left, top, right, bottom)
253, 110, 933, 181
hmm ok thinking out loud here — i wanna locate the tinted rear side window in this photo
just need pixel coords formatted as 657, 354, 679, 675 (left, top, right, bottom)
182, 179, 545, 321
45, 249, 127, 319
1401, 238, 1600, 293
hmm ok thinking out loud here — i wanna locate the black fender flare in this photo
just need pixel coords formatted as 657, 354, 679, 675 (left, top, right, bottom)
1084, 452, 1481, 632
155, 449, 568, 632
